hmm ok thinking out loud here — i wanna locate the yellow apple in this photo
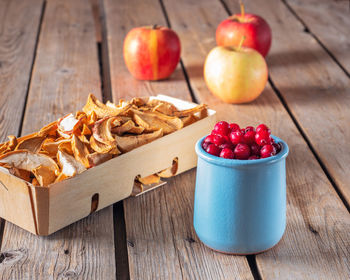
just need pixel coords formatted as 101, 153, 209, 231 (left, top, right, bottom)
204, 46, 268, 104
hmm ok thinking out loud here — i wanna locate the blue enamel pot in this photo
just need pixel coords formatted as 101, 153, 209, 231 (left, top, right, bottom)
194, 135, 289, 255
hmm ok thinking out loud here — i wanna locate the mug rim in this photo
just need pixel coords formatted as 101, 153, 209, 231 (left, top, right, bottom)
195, 135, 289, 167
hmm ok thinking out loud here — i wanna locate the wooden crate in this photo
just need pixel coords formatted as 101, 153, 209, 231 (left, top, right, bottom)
0, 95, 216, 235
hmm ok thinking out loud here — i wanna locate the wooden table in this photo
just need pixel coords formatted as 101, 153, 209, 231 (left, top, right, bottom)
0, 0, 349, 279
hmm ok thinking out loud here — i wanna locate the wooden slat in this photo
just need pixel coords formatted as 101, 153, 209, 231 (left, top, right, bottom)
285, 0, 350, 74
224, 0, 350, 205
0, 0, 44, 264
0, 0, 44, 141
161, 0, 350, 279
0, 0, 116, 279
102, 0, 253, 279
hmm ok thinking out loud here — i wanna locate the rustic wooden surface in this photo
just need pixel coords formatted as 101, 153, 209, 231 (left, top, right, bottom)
102, 0, 252, 278
0, 0, 115, 279
285, 0, 350, 75
0, 0, 349, 279
230, 0, 350, 206
162, 0, 350, 279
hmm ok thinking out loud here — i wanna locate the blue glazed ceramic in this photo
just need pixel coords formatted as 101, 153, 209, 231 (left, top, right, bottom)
194, 135, 289, 254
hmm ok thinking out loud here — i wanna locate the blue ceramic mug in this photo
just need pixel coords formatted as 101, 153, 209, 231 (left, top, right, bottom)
194, 135, 289, 254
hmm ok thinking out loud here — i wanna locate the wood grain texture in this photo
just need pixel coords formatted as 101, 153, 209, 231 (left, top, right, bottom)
225, 0, 350, 205
162, 0, 350, 279
0, 0, 116, 279
102, 0, 253, 278
0, 0, 44, 141
0, 0, 44, 272
285, 0, 350, 74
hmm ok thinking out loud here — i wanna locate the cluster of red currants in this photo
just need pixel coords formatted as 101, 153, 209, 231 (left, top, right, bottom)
202, 121, 281, 160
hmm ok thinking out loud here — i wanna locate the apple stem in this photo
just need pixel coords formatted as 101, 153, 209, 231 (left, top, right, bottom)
238, 36, 246, 51
152, 24, 158, 29
240, 0, 245, 18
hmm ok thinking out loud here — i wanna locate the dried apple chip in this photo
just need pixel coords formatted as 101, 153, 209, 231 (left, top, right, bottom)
87, 152, 112, 167
72, 135, 90, 168
81, 124, 92, 135
37, 121, 57, 137
90, 134, 120, 155
83, 93, 132, 118
181, 114, 198, 127
87, 110, 98, 125
137, 174, 160, 185
111, 120, 144, 135
15, 136, 45, 153
115, 129, 163, 152
57, 113, 82, 138
9, 167, 32, 182
131, 110, 183, 135
0, 151, 59, 177
32, 165, 57, 186
32, 177, 40, 186
41, 138, 71, 158
58, 141, 73, 155
8, 135, 17, 150
147, 99, 178, 115
56, 150, 86, 178
92, 117, 117, 145
173, 104, 207, 118
158, 158, 179, 178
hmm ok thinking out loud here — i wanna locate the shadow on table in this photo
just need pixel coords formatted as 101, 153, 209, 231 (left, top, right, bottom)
270, 85, 347, 104
267, 48, 349, 68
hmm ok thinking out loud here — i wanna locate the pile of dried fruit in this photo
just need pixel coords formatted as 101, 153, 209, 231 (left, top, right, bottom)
0, 94, 207, 187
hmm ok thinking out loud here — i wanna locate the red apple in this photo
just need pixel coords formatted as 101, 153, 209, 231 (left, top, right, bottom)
123, 25, 181, 80
216, 4, 272, 57
204, 43, 268, 104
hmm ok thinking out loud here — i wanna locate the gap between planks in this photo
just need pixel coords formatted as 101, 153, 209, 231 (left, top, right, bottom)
16, 1, 47, 138
218, 0, 350, 214
280, 0, 350, 78
159, 0, 261, 279
0, 0, 47, 258
158, 0, 199, 104
93, 0, 130, 279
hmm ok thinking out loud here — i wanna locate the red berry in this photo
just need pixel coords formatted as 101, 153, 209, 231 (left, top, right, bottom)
256, 124, 271, 134
204, 135, 214, 143
234, 143, 251, 160
255, 130, 271, 146
213, 121, 230, 136
229, 123, 240, 132
213, 134, 226, 146
220, 148, 235, 159
245, 126, 255, 133
202, 141, 210, 150
260, 144, 276, 158
219, 142, 234, 150
250, 143, 260, 155
222, 135, 230, 143
206, 144, 221, 156
273, 142, 282, 154
243, 130, 256, 145
229, 131, 244, 145
240, 128, 246, 134
248, 155, 260, 160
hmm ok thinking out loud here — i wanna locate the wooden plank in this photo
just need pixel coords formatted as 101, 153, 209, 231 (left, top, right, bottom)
0, 0, 116, 279
161, 0, 350, 279
285, 0, 350, 74
0, 0, 44, 265
224, 0, 350, 205
0, 0, 43, 141
102, 0, 253, 279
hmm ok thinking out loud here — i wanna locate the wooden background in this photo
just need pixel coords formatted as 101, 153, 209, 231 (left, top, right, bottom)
0, 0, 349, 279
